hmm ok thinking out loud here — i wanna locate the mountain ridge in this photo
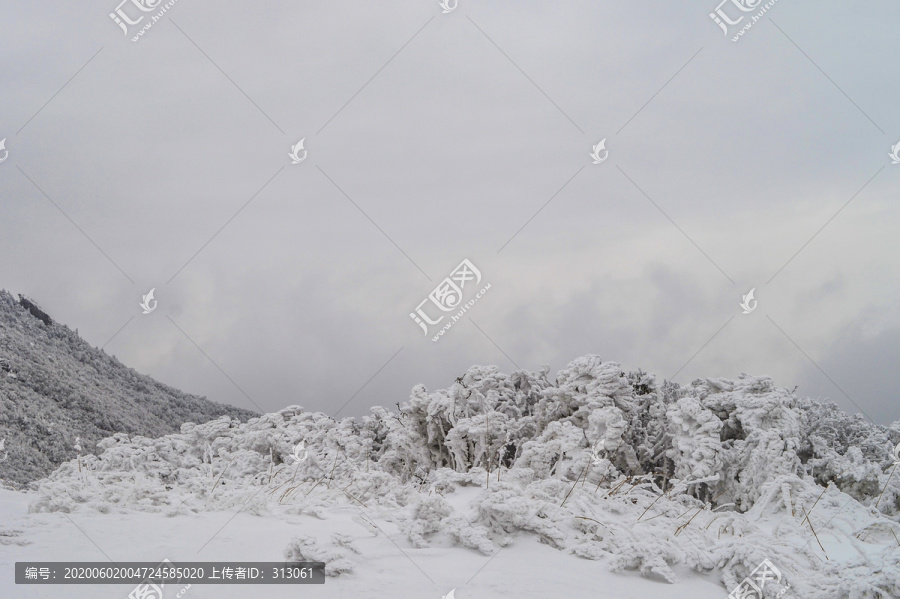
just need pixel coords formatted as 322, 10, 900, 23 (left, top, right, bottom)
0, 289, 257, 487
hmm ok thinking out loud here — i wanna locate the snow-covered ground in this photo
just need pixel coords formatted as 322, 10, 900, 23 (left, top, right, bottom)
1, 486, 730, 599
2, 357, 899, 598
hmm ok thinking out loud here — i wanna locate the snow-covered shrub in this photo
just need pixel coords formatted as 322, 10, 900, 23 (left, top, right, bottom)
283, 535, 353, 577
398, 493, 453, 548
23, 354, 900, 597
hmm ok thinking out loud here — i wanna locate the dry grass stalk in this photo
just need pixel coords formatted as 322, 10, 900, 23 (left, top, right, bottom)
604, 476, 633, 499
875, 461, 898, 510
637, 491, 665, 522
485, 409, 490, 490
575, 516, 607, 531
704, 515, 722, 530
674, 508, 703, 536
278, 484, 302, 504
208, 456, 237, 499
801, 486, 829, 526
801, 467, 849, 526
265, 470, 294, 498
339, 483, 368, 508
270, 461, 302, 497
674, 489, 728, 536
593, 470, 610, 493
623, 475, 650, 496
801, 507, 828, 559
305, 457, 340, 498
324, 455, 339, 490
561, 458, 593, 507
305, 476, 327, 497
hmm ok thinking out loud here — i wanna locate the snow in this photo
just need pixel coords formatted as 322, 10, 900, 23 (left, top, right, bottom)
0, 486, 729, 599
1, 356, 899, 598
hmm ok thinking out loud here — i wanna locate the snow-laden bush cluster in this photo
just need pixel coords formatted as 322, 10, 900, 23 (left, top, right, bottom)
29, 356, 900, 597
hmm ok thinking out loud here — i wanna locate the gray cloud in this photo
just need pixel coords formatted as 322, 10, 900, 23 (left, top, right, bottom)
1, 1, 898, 424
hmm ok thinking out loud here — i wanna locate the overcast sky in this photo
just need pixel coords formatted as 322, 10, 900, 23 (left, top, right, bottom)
1, 1, 898, 425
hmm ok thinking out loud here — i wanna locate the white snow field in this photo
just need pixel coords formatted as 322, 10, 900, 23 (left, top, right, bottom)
2, 356, 899, 598
0, 486, 729, 599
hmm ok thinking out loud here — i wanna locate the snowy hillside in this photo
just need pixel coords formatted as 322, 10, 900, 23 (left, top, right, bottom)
6, 356, 899, 598
0, 290, 257, 487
